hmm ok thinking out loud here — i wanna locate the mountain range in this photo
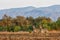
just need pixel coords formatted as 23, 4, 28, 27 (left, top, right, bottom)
0, 5, 60, 21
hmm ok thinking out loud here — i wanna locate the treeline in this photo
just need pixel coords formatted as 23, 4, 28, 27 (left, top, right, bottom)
0, 14, 60, 32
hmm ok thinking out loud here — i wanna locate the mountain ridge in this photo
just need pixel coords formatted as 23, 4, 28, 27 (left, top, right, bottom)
0, 5, 60, 21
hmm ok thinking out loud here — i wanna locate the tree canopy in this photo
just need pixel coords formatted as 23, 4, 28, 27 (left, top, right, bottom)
0, 14, 60, 32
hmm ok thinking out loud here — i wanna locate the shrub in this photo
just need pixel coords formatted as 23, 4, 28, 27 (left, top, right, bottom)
14, 26, 21, 32
0, 26, 3, 31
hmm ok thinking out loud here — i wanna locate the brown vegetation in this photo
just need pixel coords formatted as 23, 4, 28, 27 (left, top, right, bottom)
0, 32, 60, 40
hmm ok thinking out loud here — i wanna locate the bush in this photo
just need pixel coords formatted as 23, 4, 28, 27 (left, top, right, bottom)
27, 26, 33, 32
0, 26, 3, 31
6, 26, 14, 32
14, 26, 21, 32
43, 24, 52, 30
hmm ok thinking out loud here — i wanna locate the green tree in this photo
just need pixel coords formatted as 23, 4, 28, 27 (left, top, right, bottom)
56, 17, 60, 30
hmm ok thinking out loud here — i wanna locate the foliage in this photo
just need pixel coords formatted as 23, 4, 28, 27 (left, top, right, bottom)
0, 14, 60, 32
14, 26, 21, 32
0, 26, 3, 31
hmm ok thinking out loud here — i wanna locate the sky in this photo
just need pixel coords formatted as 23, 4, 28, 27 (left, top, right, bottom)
0, 0, 60, 9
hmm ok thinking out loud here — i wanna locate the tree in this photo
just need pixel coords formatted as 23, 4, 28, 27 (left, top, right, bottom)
41, 18, 52, 30
56, 17, 60, 30
27, 16, 34, 25
2, 14, 12, 27
15, 16, 26, 26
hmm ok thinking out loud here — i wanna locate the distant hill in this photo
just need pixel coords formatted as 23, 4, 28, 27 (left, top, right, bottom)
0, 5, 60, 20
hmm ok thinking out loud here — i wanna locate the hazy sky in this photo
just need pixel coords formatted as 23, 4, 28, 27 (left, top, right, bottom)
0, 0, 60, 9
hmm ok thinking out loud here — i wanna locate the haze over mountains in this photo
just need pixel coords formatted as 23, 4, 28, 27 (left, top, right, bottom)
0, 5, 60, 21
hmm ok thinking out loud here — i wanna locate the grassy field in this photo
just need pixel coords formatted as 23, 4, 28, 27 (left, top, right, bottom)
0, 32, 60, 40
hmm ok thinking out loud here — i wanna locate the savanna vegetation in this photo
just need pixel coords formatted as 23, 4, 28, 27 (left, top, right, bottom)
0, 14, 60, 32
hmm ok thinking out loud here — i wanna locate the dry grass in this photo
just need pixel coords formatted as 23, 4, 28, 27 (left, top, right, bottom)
0, 31, 60, 40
